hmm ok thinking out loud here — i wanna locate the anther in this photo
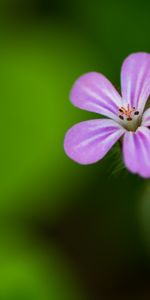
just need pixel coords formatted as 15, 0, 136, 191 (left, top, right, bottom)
119, 108, 123, 112
127, 117, 132, 121
119, 115, 124, 120
134, 111, 139, 115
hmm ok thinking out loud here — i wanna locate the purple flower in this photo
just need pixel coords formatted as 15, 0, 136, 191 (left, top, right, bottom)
64, 53, 150, 178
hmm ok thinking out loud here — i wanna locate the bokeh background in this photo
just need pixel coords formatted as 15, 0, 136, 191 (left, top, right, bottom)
1, 0, 150, 299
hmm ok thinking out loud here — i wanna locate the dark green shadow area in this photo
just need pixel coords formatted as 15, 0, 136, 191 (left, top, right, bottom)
0, 0, 150, 299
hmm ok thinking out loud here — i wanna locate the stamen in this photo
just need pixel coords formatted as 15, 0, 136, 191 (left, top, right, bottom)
118, 104, 140, 131
118, 104, 137, 120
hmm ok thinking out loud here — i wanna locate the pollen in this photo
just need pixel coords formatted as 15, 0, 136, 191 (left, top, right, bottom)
118, 104, 139, 121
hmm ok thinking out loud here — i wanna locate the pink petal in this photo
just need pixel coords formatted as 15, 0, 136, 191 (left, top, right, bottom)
121, 53, 150, 114
64, 119, 125, 165
70, 72, 122, 121
141, 108, 150, 127
123, 126, 150, 178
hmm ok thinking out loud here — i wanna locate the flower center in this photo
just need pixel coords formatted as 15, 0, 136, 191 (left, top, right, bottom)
118, 104, 140, 131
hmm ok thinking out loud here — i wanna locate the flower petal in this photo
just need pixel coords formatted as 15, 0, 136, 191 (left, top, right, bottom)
64, 119, 125, 165
123, 126, 150, 178
70, 72, 122, 121
121, 53, 150, 113
141, 108, 150, 127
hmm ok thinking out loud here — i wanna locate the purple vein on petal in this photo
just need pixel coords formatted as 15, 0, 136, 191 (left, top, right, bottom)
70, 72, 122, 120
137, 130, 150, 166
121, 53, 150, 112
132, 65, 148, 108
75, 126, 120, 142
64, 119, 125, 165
75, 128, 121, 150
82, 88, 118, 115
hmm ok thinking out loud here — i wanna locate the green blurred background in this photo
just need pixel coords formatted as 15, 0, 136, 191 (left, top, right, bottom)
1, 0, 150, 299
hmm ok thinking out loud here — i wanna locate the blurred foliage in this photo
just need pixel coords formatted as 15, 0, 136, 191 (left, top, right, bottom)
0, 0, 150, 299
139, 183, 150, 253
0, 24, 100, 217
0, 230, 85, 300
